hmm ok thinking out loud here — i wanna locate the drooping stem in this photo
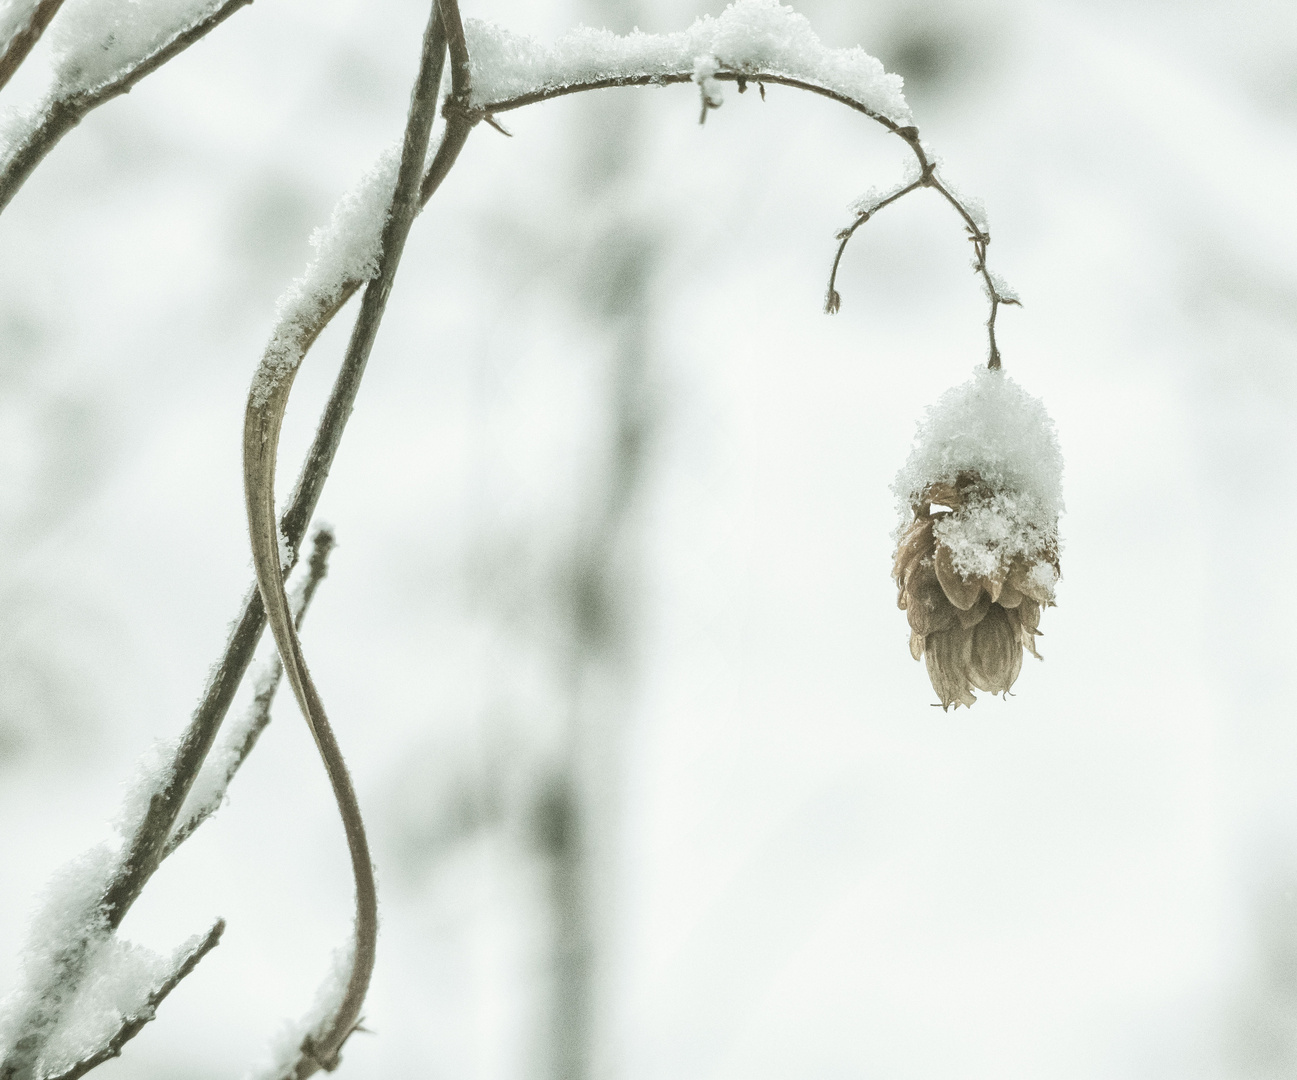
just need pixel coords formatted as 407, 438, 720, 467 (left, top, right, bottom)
478, 68, 1018, 368
825, 177, 925, 314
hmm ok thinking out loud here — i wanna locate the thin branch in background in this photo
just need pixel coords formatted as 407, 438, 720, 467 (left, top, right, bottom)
0, 0, 255, 216
162, 527, 337, 860
40, 920, 225, 1080
243, 4, 450, 1076
0, 0, 65, 94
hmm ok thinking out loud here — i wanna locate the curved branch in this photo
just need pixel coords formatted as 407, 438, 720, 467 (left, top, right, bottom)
0, 0, 254, 217
824, 176, 925, 314
243, 5, 447, 1077
471, 66, 1014, 366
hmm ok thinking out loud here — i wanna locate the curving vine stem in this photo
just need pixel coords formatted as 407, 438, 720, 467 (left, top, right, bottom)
1, 2, 1022, 1077
239, 6, 1023, 1075
240, 2, 463, 1076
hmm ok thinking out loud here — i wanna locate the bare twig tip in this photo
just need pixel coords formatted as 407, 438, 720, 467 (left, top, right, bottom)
483, 113, 512, 136
825, 289, 841, 315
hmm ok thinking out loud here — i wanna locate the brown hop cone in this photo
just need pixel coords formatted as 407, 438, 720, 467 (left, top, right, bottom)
893, 472, 1058, 709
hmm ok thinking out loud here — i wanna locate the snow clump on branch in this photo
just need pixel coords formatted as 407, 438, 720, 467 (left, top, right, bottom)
251, 146, 400, 408
892, 367, 1063, 709
464, 0, 912, 126
49, 0, 226, 94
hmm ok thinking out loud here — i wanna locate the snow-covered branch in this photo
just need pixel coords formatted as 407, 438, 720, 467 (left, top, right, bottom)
1, 0, 1030, 1075
0, 0, 64, 92
39, 920, 225, 1080
163, 527, 337, 859
0, 0, 254, 216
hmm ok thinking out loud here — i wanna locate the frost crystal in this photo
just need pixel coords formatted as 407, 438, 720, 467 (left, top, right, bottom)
251, 943, 354, 1080
985, 269, 1020, 304
932, 164, 988, 235
848, 158, 921, 217
464, 0, 911, 126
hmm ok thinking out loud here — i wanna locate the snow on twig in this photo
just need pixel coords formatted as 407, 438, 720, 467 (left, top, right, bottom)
164, 527, 337, 858
47, 0, 226, 94
40, 921, 225, 1080
249, 945, 356, 1080
0, 0, 40, 53
0, 0, 253, 217
0, 739, 218, 1080
465, 0, 911, 125
250, 148, 401, 408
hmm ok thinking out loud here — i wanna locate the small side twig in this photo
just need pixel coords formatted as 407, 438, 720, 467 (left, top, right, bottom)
474, 67, 1019, 366
825, 125, 1019, 367
824, 176, 925, 314
162, 527, 336, 860
41, 920, 225, 1080
0, 0, 66, 95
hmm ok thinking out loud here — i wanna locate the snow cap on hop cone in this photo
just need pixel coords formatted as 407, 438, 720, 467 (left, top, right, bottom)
892, 366, 1063, 709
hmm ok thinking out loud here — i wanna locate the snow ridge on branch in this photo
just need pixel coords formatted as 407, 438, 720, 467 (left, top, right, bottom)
464, 0, 911, 126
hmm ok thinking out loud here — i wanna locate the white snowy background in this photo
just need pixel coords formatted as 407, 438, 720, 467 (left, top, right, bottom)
2, 0, 1296, 1078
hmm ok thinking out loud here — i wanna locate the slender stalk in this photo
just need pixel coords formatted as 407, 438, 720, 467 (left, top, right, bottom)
4, 19, 1013, 1080
825, 177, 926, 313
243, 5, 448, 1076
0, 0, 66, 94
162, 528, 336, 860
0, 0, 254, 216
41, 921, 225, 1080
477, 68, 1017, 367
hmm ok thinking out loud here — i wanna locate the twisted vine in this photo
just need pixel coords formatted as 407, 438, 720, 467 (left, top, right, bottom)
0, 3, 1021, 1076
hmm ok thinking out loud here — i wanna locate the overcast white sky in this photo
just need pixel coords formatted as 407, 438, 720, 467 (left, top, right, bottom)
2, 1, 1296, 1078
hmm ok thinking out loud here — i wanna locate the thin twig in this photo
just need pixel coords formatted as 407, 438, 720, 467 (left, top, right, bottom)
8, 4, 461, 1077
478, 67, 1016, 367
162, 528, 337, 860
0, 0, 66, 94
41, 920, 225, 1080
0, 0, 254, 217
243, 5, 448, 1077
6, 27, 1012, 1080
824, 177, 925, 314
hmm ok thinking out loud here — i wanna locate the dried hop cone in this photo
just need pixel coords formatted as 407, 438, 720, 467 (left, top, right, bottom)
892, 368, 1063, 709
